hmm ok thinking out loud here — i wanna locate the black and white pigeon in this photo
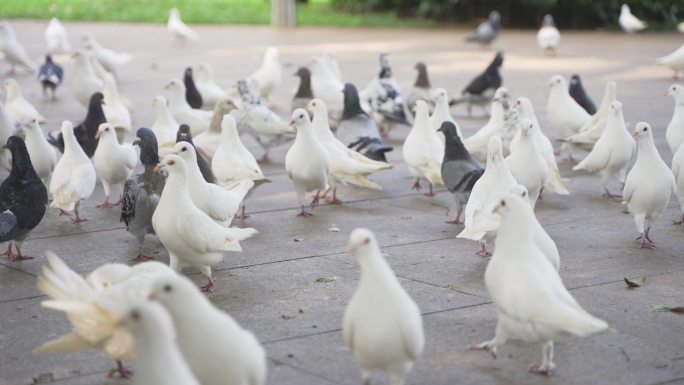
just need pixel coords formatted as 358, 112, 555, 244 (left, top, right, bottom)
360, 53, 410, 135
0, 136, 48, 261
336, 83, 393, 162
406, 61, 433, 114
121, 128, 167, 261
450, 51, 503, 115
465, 11, 502, 47
568, 74, 596, 115
183, 67, 203, 109
438, 122, 484, 225
37, 54, 63, 101
176, 124, 215, 183
47, 92, 106, 157
292, 66, 313, 111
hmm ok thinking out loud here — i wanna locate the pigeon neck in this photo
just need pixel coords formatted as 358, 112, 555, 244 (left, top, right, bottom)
496, 210, 534, 249
219, 125, 240, 148
208, 105, 228, 134
9, 146, 39, 180
184, 154, 205, 183
169, 88, 189, 109
414, 67, 430, 88
311, 108, 334, 139
342, 90, 366, 120
85, 103, 106, 134
637, 137, 658, 158
140, 141, 160, 166
6, 85, 20, 101
358, 252, 397, 287
295, 73, 313, 99
443, 133, 471, 162
155, 102, 176, 125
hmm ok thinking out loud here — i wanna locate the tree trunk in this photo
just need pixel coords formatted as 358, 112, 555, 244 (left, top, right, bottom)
272, 0, 297, 27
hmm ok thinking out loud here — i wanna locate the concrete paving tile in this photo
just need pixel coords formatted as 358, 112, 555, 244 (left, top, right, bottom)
0, 264, 39, 303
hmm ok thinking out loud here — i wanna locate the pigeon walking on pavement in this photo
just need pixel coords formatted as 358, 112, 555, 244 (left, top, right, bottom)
176, 123, 215, 183
619, 4, 647, 33
183, 67, 203, 109
666, 84, 684, 154
0, 21, 37, 74
47, 92, 106, 157
466, 11, 502, 47
450, 51, 504, 115
537, 14, 561, 55
167, 8, 199, 42
38, 54, 63, 101
406, 62, 434, 115
292, 66, 314, 112
92, 123, 138, 209
44, 17, 71, 53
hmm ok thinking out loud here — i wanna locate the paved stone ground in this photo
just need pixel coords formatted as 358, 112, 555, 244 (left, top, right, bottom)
1, 21, 684, 385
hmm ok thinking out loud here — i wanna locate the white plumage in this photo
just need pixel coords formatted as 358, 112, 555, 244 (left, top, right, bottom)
656, 44, 684, 79
3, 78, 46, 124
547, 75, 591, 143
93, 123, 138, 208
505, 119, 548, 209
403, 100, 444, 195
71, 50, 103, 107
44, 17, 71, 53
125, 301, 200, 385
537, 14, 561, 55
470, 193, 608, 374
152, 155, 257, 291
464, 100, 505, 162
619, 4, 647, 33
151, 95, 180, 155
623, 122, 676, 249
24, 119, 57, 186
309, 55, 344, 125
102, 74, 132, 140
0, 102, 17, 170
195, 63, 228, 109
671, 142, 684, 224
0, 21, 37, 73
430, 88, 461, 142
232, 97, 295, 163
573, 101, 635, 197
343, 228, 424, 385
246, 47, 282, 103
84, 35, 131, 74
563, 81, 617, 149
150, 274, 267, 385
49, 121, 96, 222
666, 84, 684, 154
285, 109, 330, 217
164, 78, 212, 135
193, 97, 238, 161
167, 8, 200, 42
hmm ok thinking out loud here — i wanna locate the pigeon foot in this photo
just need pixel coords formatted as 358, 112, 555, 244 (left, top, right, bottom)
108, 361, 133, 379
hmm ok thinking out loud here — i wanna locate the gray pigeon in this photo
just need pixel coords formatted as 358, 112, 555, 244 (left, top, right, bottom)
450, 51, 503, 116
121, 128, 166, 261
337, 83, 393, 162
569, 74, 596, 115
292, 66, 313, 111
438, 121, 484, 224
466, 11, 502, 47
38, 54, 63, 101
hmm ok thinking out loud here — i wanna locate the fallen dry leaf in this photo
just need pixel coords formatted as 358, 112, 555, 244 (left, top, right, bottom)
315, 277, 336, 283
653, 305, 684, 314
624, 277, 646, 289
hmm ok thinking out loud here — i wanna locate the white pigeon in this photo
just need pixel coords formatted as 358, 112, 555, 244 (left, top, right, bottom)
0, 102, 18, 170
285, 109, 330, 217
193, 97, 238, 161
44, 17, 71, 53
173, 141, 253, 225
164, 79, 213, 135
513, 97, 569, 195
403, 100, 444, 196
49, 121, 96, 223
562, 81, 617, 149
167, 8, 199, 42
124, 301, 200, 385
195, 63, 227, 109
93, 123, 138, 208
102, 74, 131, 140
3, 78, 46, 124
671, 143, 684, 225
537, 14, 561, 55
430, 88, 462, 142
150, 274, 267, 385
656, 44, 684, 79
35, 252, 176, 378
152, 154, 258, 291
495, 87, 520, 155
573, 101, 636, 198
308, 99, 391, 203
547, 75, 591, 158
469, 193, 608, 374
89, 52, 113, 82
71, 50, 103, 107
458, 136, 520, 257
211, 115, 270, 219
247, 47, 282, 103
309, 55, 344, 125
505, 119, 548, 209
464, 100, 505, 162
0, 21, 37, 73
23, 119, 57, 186
151, 96, 180, 155
666, 84, 684, 154
322, 50, 342, 81
619, 4, 647, 33
84, 35, 131, 74
343, 228, 425, 385
623, 122, 676, 249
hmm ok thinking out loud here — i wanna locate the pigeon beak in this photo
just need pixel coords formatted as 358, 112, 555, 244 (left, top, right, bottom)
95, 131, 102, 139
163, 82, 171, 90
492, 203, 501, 214
153, 164, 164, 172
2, 144, 8, 149
148, 293, 156, 300
132, 138, 141, 146
347, 244, 356, 254
289, 119, 296, 127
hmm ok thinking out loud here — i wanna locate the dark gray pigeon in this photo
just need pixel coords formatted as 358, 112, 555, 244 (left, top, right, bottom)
292, 66, 313, 111
569, 74, 596, 115
0, 136, 48, 261
175, 124, 216, 183
38, 54, 63, 101
450, 51, 503, 115
183, 67, 203, 109
337, 83, 393, 162
121, 128, 166, 261
406, 61, 433, 114
438, 121, 484, 225
362, 53, 410, 132
47, 92, 106, 157
466, 11, 501, 47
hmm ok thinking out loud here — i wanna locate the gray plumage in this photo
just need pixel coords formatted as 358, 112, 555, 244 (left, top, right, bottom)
466, 11, 502, 46
438, 122, 484, 224
121, 128, 166, 261
292, 67, 313, 112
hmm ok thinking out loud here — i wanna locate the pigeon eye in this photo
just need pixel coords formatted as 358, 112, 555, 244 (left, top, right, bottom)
522, 191, 527, 197
500, 200, 506, 207
131, 310, 140, 322
643, 127, 647, 132
363, 238, 370, 245
299, 114, 303, 119
164, 284, 173, 293
168, 160, 175, 166
181, 147, 187, 152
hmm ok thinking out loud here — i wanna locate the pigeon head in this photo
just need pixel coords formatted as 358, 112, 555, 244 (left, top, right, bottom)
183, 67, 194, 81
378, 53, 392, 79
491, 192, 528, 219
542, 14, 555, 27
514, 97, 534, 117
289, 108, 311, 129
152, 95, 169, 109
341, 83, 365, 118
164, 79, 184, 93
621, 4, 630, 13
169, 7, 180, 18
123, 301, 175, 342
150, 274, 209, 314
437, 121, 460, 138
176, 124, 193, 143
632, 122, 653, 141
610, 101, 623, 116
173, 141, 196, 163
413, 62, 430, 88
3, 78, 19, 97
431, 88, 448, 104
493, 87, 510, 105
264, 47, 279, 62
667, 84, 684, 99
196, 63, 212, 80
4, 135, 26, 152
520, 118, 535, 137
154, 154, 186, 176
488, 10, 501, 24
509, 184, 529, 201
295, 66, 311, 79
486, 136, 504, 165
60, 120, 75, 138
490, 51, 504, 69
220, 114, 240, 140
86, 263, 132, 289
305, 99, 327, 116
347, 228, 378, 256
549, 75, 565, 89
45, 54, 54, 64
5, 136, 37, 177
95, 123, 116, 140
89, 91, 105, 107
134, 127, 160, 166
570, 74, 581, 87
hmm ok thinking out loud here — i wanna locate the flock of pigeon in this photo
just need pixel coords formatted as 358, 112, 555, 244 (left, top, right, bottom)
0, 4, 683, 385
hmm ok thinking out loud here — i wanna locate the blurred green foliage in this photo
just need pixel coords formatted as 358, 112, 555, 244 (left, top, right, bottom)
332, 0, 682, 29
